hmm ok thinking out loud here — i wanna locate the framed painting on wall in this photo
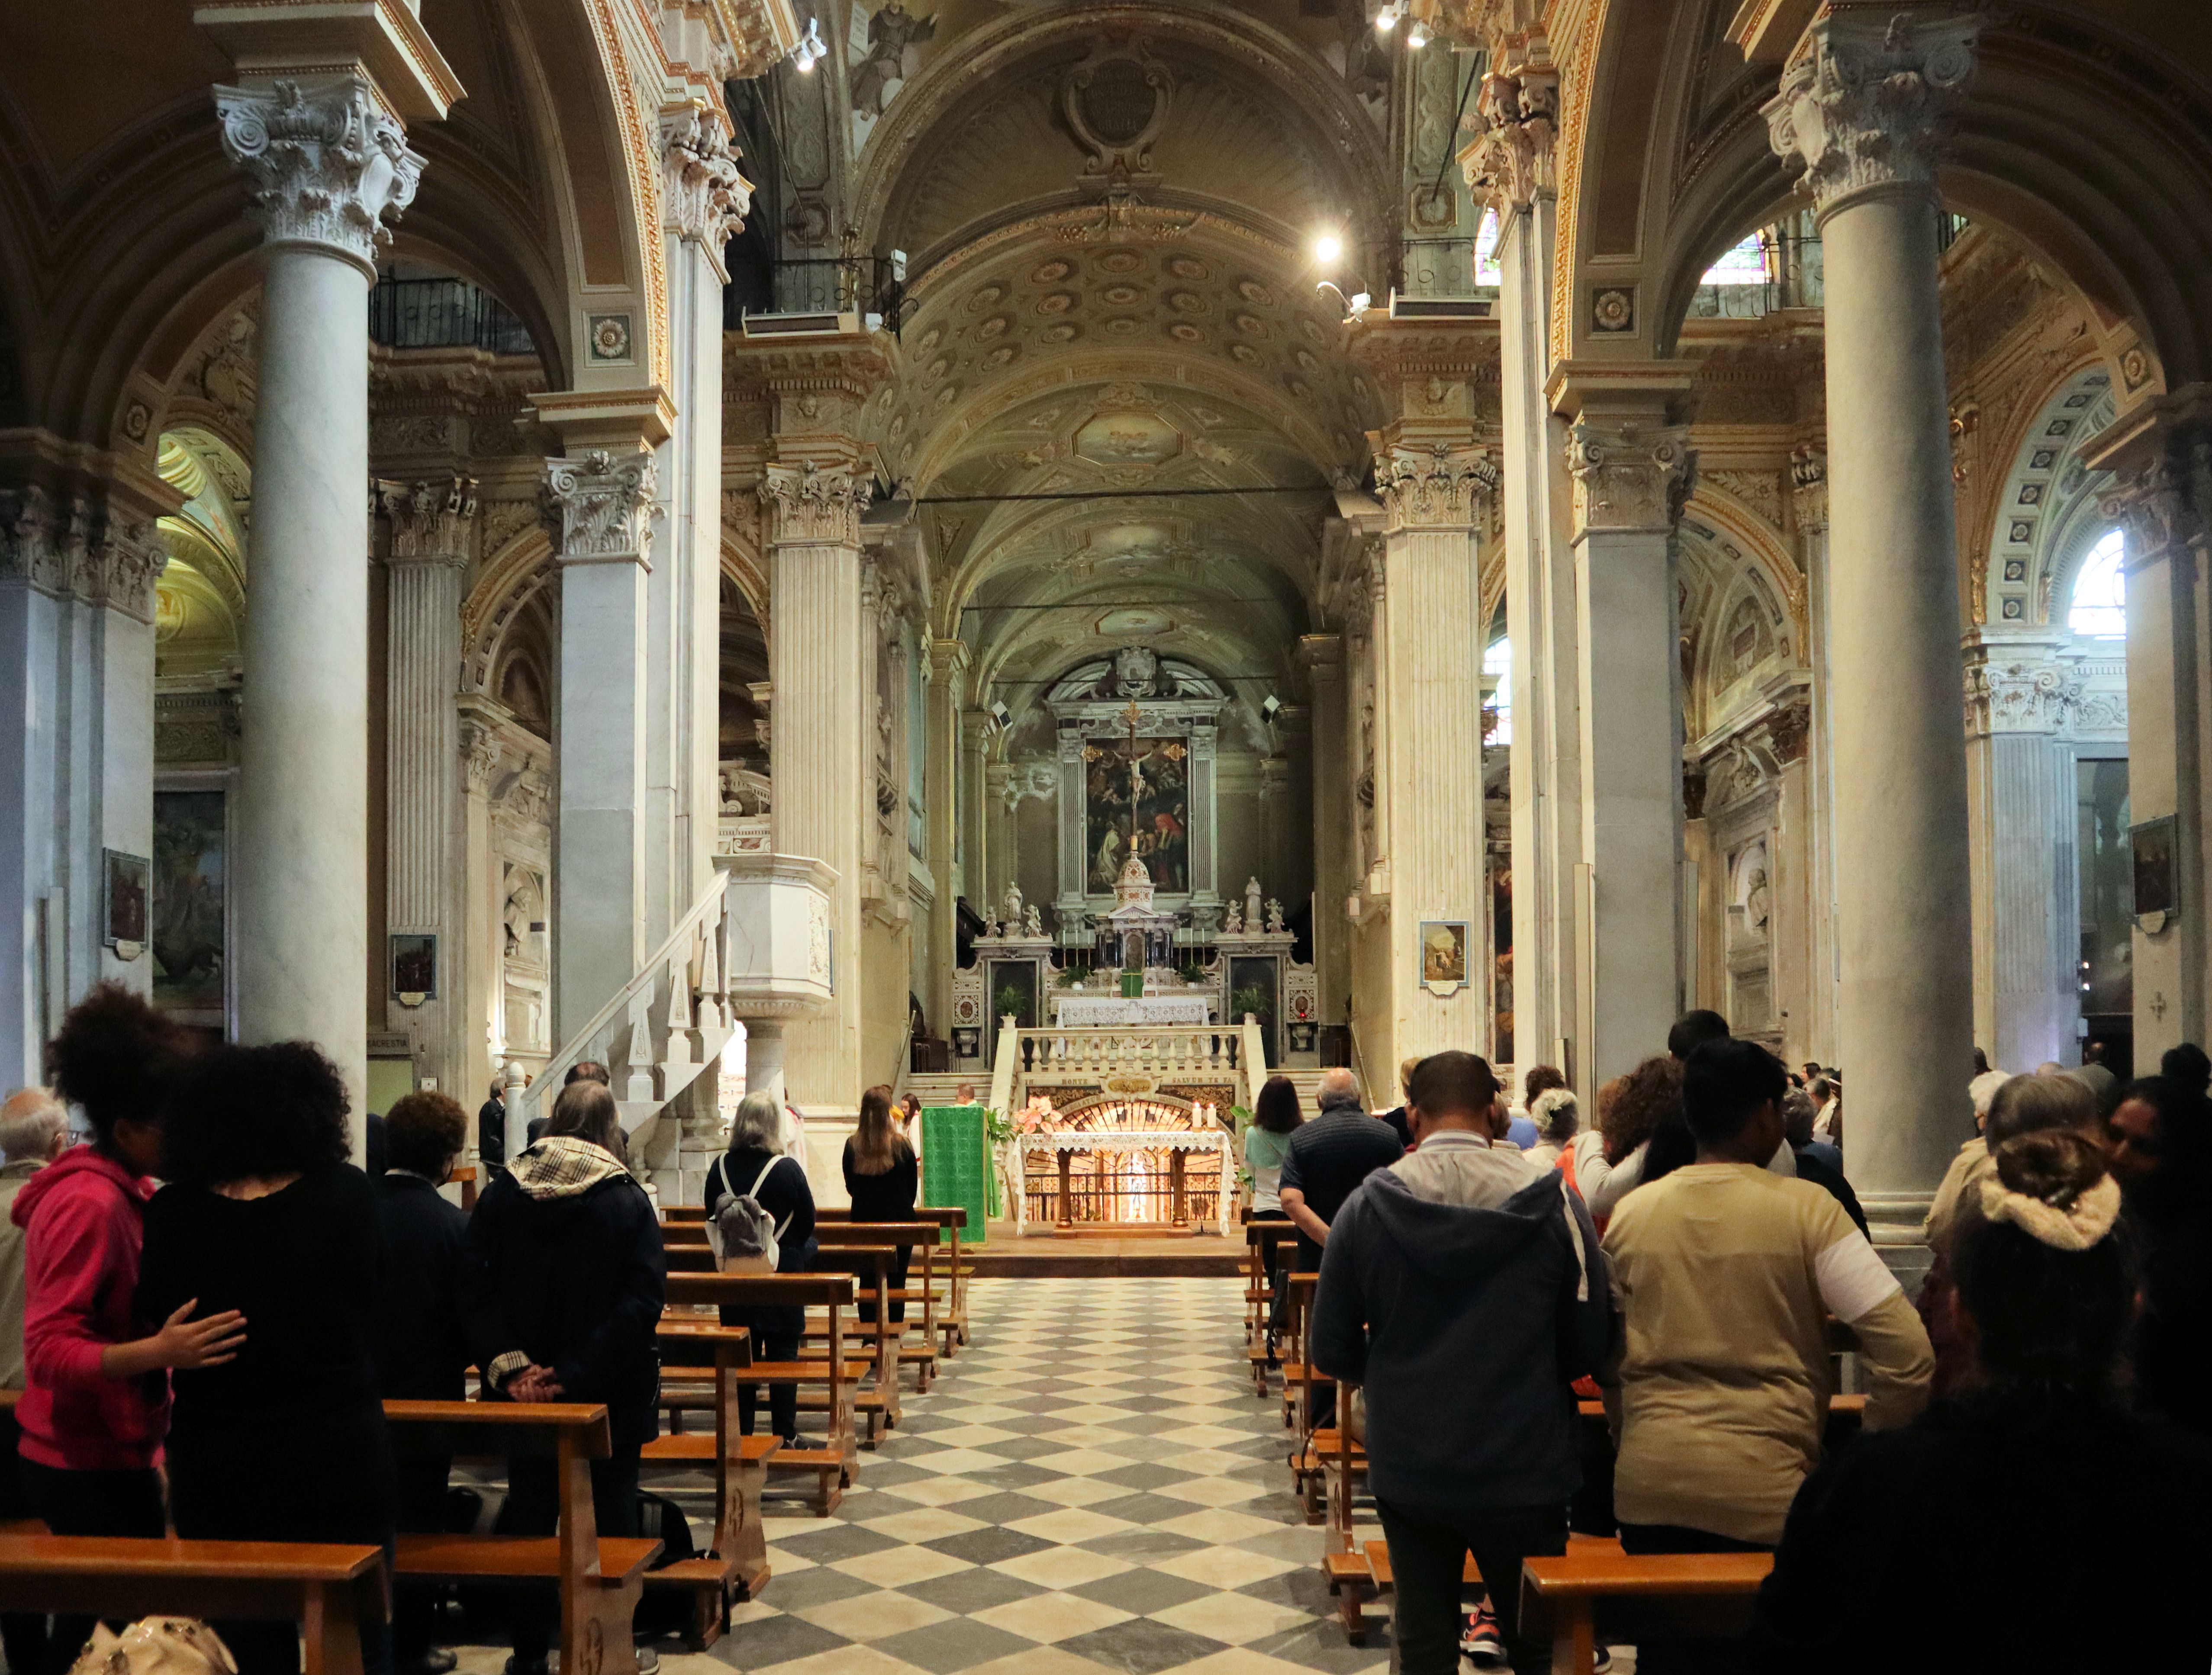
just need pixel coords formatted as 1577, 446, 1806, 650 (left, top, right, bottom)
2133, 814, 2177, 929
153, 788, 228, 1022
103, 850, 150, 954
1420, 919, 1470, 996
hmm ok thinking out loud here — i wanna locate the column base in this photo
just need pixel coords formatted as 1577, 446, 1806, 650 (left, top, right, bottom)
1859, 1190, 1936, 1292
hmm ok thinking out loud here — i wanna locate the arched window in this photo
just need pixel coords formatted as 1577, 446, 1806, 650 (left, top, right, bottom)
1483, 634, 1512, 746
2069, 528, 2127, 639
1700, 233, 1766, 284
1474, 206, 1503, 287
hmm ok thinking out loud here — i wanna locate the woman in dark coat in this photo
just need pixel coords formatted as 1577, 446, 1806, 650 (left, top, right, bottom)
137, 1041, 394, 1675
704, 1091, 816, 1444
843, 1084, 918, 1325
456, 1079, 665, 1675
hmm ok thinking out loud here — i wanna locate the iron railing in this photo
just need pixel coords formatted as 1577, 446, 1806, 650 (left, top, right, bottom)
370, 276, 536, 356
728, 256, 904, 332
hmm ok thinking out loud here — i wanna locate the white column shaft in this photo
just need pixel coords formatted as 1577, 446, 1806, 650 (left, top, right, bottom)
555, 557, 649, 1037
235, 245, 373, 1124
1822, 192, 1976, 1210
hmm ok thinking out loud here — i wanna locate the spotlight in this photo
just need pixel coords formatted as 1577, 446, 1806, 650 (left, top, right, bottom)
1261, 695, 1283, 722
1314, 234, 1343, 269
1406, 20, 1429, 47
988, 700, 1013, 731
792, 16, 824, 71
1375, 2, 1401, 30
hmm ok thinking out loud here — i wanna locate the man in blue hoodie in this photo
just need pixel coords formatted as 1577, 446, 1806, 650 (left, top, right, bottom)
1311, 1050, 1616, 1675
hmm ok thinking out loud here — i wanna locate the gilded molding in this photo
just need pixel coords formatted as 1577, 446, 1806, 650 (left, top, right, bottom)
660, 102, 750, 262
1458, 67, 1556, 214
214, 76, 424, 276
1763, 12, 1979, 217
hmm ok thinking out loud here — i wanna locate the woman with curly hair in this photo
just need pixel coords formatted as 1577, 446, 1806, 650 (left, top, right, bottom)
1756, 1129, 2212, 1671
1577, 1056, 1688, 1222
137, 1040, 394, 1675
16, 985, 243, 1674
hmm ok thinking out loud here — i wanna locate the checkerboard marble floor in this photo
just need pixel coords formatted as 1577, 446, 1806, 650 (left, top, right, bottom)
695, 1276, 1393, 1675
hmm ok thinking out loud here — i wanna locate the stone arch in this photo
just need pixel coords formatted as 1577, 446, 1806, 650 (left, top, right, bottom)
1977, 364, 2119, 629
462, 528, 556, 697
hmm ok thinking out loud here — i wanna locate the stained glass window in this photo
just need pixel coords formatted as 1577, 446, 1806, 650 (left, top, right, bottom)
1475, 206, 1503, 287
1700, 234, 1767, 285
1483, 634, 1512, 746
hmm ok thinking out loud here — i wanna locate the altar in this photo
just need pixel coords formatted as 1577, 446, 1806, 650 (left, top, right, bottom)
1000, 1098, 1233, 1236
1051, 994, 1211, 1028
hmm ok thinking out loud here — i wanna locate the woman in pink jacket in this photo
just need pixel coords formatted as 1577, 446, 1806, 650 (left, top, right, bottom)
15, 986, 243, 1671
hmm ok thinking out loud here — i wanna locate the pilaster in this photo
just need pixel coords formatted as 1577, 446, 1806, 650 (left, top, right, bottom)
924, 638, 970, 1038
2087, 390, 2212, 1061
1296, 635, 1350, 1031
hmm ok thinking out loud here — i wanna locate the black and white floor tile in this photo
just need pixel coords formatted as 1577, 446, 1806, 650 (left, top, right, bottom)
683, 1276, 1391, 1675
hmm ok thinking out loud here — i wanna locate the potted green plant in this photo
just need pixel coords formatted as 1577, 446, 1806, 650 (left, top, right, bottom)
1232, 984, 1271, 1023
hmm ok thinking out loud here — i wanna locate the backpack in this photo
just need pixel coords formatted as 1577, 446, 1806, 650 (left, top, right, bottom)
630, 1490, 702, 1636
706, 1155, 789, 1275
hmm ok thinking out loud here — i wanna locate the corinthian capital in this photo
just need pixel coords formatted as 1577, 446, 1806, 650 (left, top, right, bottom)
215, 76, 424, 275
758, 461, 872, 548
2100, 453, 2206, 571
539, 451, 658, 569
1459, 68, 1557, 213
380, 476, 477, 564
1567, 422, 1697, 533
1374, 445, 1498, 533
661, 103, 750, 260
1763, 12, 1978, 216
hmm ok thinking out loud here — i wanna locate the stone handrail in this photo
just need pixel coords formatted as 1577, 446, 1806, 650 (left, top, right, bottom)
517, 868, 734, 1140
1011, 1025, 1249, 1080
1239, 1015, 1269, 1112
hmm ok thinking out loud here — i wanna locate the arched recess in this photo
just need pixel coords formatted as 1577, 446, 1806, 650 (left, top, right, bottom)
1602, 2, 2212, 393
1977, 364, 2119, 629
1677, 493, 1804, 743
462, 528, 556, 700
850, 2, 1395, 269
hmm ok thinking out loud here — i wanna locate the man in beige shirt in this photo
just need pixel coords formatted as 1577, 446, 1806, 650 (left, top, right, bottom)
1602, 1040, 1932, 1574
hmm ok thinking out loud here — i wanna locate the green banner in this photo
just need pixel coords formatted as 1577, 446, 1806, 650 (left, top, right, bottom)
920, 1105, 990, 1246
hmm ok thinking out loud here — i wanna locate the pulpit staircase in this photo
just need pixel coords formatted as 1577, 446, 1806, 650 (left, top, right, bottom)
514, 869, 743, 1195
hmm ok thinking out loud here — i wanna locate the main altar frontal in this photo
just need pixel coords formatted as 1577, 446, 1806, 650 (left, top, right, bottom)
1002, 1092, 1233, 1237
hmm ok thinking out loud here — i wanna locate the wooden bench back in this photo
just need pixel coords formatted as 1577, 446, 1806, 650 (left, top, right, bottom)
1520, 1550, 1772, 1657
664, 1272, 857, 1309
819, 1205, 968, 1229
384, 1399, 612, 1460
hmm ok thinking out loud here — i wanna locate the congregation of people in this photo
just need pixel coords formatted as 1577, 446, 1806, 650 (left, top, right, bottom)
0, 984, 923, 1675
1263, 1018, 2212, 1674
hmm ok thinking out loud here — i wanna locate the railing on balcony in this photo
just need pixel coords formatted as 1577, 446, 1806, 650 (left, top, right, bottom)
728, 256, 905, 334
370, 275, 536, 355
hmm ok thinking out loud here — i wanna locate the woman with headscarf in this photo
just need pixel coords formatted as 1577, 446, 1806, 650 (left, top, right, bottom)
1755, 1129, 2212, 1671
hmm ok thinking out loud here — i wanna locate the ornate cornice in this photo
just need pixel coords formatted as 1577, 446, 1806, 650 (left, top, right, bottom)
1763, 12, 1978, 219
379, 475, 477, 564
2100, 447, 2209, 572
1374, 444, 1498, 533
538, 451, 657, 569
214, 76, 424, 276
0, 483, 167, 623
660, 102, 750, 270
1567, 422, 1697, 533
758, 461, 871, 548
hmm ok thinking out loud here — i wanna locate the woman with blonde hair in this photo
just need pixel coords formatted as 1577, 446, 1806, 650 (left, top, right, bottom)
844, 1085, 918, 1324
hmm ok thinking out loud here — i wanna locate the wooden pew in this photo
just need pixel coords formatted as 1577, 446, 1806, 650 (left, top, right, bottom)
384, 1401, 661, 1675
1243, 1221, 1300, 1390
812, 1220, 946, 1393
663, 1272, 859, 1514
821, 1205, 970, 1355
640, 1322, 776, 1648
664, 1243, 899, 1444
0, 1535, 385, 1675
1520, 1549, 1774, 1675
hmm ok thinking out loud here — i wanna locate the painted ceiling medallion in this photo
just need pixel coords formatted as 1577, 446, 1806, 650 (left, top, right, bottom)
1032, 258, 1074, 283
1040, 323, 1079, 343
1037, 292, 1077, 315
966, 282, 1007, 312
1167, 256, 1210, 281
1169, 323, 1204, 343
1097, 249, 1145, 276
1101, 283, 1143, 306
1167, 292, 1206, 314
1238, 278, 1276, 307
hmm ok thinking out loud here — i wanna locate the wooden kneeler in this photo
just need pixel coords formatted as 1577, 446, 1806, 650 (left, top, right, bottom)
641, 1322, 777, 1647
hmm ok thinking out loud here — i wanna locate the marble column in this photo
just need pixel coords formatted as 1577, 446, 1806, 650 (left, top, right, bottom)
1296, 635, 1349, 1026
1562, 412, 1695, 1086
761, 460, 869, 1114
959, 708, 988, 917
2090, 404, 2212, 1060
1276, 705, 1312, 913
0, 469, 167, 1088
541, 450, 657, 1040
1964, 638, 2081, 1074
1188, 719, 1220, 915
652, 105, 748, 941
1465, 48, 1585, 1080
1767, 12, 1981, 1234
1792, 450, 1840, 1064
925, 639, 969, 1036
380, 478, 473, 1091
1372, 445, 1495, 1066
216, 75, 426, 1138
456, 715, 500, 1156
